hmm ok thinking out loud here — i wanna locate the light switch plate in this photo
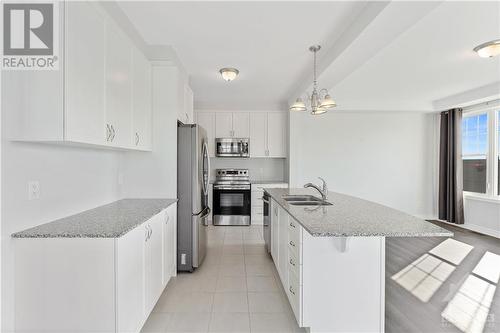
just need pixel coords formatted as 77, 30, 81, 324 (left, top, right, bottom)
28, 181, 40, 200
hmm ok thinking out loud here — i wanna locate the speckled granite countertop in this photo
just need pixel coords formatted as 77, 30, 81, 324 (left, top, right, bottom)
265, 188, 452, 238
12, 199, 177, 238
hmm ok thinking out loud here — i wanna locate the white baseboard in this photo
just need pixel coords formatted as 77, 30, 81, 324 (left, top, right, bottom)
433, 218, 500, 239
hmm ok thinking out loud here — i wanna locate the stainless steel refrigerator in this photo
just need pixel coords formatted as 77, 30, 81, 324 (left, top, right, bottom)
177, 123, 211, 272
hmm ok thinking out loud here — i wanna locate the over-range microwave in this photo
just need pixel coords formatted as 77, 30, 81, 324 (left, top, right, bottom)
215, 138, 249, 157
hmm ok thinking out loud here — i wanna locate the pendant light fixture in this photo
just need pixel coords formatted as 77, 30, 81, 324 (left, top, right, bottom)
289, 45, 336, 115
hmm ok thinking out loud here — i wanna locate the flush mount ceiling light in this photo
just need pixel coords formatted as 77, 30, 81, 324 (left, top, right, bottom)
219, 67, 239, 81
289, 45, 336, 115
473, 39, 500, 58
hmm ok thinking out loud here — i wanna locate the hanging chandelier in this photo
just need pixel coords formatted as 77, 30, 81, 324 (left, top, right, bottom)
289, 45, 336, 115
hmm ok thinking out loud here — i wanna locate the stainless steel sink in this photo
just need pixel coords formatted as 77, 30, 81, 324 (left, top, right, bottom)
288, 201, 332, 206
282, 195, 323, 202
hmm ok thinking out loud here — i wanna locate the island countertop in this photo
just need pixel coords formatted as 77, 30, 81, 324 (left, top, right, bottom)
265, 188, 452, 238
11, 198, 177, 239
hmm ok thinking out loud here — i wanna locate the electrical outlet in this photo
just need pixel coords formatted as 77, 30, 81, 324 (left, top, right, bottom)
28, 181, 40, 200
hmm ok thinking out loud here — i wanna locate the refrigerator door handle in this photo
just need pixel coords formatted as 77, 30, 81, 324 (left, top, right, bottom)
200, 206, 211, 219
193, 206, 210, 217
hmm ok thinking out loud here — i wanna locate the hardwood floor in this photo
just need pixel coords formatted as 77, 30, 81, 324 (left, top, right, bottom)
386, 221, 500, 333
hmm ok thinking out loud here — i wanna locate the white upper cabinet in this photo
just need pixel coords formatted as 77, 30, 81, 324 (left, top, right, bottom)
4, 2, 152, 151
215, 113, 233, 138
232, 112, 250, 137
105, 22, 133, 149
132, 48, 152, 150
249, 113, 268, 157
64, 2, 106, 145
267, 112, 287, 157
196, 112, 216, 157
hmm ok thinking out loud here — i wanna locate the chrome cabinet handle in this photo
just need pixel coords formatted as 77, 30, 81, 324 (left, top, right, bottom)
145, 226, 149, 242
289, 258, 296, 266
135, 132, 139, 146
289, 286, 295, 295
106, 124, 111, 142
110, 125, 115, 142
289, 240, 296, 247
289, 222, 296, 228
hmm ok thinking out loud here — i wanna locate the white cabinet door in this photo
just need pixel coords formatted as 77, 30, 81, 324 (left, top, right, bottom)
184, 85, 194, 124
105, 22, 133, 148
249, 113, 267, 157
232, 112, 249, 137
163, 205, 177, 286
116, 224, 146, 333
145, 214, 164, 313
64, 2, 106, 145
215, 113, 233, 138
271, 199, 280, 263
278, 205, 289, 285
197, 113, 216, 157
132, 48, 152, 151
267, 112, 287, 157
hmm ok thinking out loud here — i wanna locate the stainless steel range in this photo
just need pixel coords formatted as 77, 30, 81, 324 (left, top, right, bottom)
213, 169, 251, 226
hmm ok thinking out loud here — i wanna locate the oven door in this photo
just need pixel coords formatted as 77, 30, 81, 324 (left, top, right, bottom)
213, 185, 251, 226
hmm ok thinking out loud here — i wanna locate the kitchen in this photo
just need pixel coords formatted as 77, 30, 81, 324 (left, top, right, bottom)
2, 1, 500, 333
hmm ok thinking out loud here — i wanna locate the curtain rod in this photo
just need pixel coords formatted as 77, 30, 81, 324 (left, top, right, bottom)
462, 98, 500, 113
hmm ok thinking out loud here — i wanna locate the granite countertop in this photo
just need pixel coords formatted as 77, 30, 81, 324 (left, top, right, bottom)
265, 188, 452, 238
12, 199, 177, 239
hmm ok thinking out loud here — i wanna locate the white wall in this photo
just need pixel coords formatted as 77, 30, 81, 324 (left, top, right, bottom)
0, 141, 121, 332
289, 111, 437, 218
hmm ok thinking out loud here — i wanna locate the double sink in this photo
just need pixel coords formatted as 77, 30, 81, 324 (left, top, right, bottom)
282, 195, 332, 206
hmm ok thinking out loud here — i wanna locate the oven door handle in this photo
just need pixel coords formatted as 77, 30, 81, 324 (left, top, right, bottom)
262, 196, 270, 204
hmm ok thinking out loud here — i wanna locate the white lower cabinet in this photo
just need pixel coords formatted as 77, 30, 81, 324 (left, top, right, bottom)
251, 183, 288, 225
15, 203, 177, 333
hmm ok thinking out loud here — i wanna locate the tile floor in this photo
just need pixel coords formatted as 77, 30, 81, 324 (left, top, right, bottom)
141, 225, 305, 333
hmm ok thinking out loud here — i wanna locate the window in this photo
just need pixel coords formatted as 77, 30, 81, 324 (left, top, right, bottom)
461, 105, 500, 197
462, 113, 488, 193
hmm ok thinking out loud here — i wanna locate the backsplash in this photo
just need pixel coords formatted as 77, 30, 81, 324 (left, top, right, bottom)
210, 157, 287, 182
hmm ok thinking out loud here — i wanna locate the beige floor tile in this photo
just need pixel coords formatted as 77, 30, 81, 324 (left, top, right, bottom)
166, 312, 211, 332
248, 292, 285, 313
218, 263, 246, 277
222, 244, 245, 254
244, 254, 272, 266
221, 254, 245, 265
249, 313, 292, 333
245, 263, 274, 276
141, 313, 172, 333
216, 276, 247, 292
213, 292, 249, 313
209, 313, 250, 333
244, 244, 267, 254
246, 276, 278, 292
155, 292, 214, 313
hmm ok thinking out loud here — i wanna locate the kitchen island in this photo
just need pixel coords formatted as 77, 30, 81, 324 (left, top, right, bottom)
265, 188, 452, 333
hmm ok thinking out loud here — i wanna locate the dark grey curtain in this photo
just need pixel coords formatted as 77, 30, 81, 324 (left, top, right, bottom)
438, 109, 464, 224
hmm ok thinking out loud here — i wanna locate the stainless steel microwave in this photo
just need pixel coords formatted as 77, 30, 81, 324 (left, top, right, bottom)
215, 138, 250, 157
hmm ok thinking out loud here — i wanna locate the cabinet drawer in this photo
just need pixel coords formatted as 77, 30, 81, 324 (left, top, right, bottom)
287, 267, 301, 323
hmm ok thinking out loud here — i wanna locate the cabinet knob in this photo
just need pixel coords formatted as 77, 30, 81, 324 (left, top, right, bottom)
110, 125, 116, 142
289, 286, 295, 295
135, 132, 139, 146
289, 240, 296, 247
106, 124, 111, 142
289, 222, 296, 228
289, 258, 296, 266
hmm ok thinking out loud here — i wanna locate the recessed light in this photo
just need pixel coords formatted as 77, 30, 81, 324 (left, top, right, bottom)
219, 67, 239, 82
473, 39, 500, 58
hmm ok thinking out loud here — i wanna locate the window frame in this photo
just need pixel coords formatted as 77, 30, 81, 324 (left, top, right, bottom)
462, 105, 500, 198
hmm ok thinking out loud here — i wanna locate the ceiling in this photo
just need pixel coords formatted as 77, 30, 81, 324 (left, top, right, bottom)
119, 1, 500, 112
